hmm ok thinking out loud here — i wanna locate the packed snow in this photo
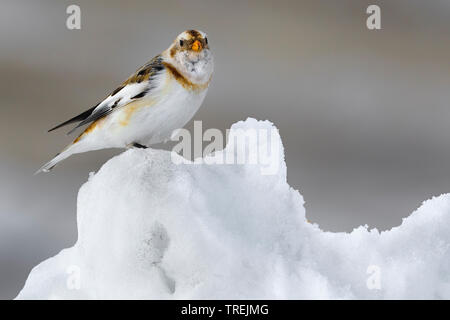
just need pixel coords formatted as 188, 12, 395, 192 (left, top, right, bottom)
17, 118, 450, 299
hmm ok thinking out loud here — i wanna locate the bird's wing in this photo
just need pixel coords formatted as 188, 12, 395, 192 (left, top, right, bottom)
48, 55, 165, 134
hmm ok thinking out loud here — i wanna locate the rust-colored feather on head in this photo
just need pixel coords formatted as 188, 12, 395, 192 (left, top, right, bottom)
169, 29, 209, 57
163, 29, 213, 86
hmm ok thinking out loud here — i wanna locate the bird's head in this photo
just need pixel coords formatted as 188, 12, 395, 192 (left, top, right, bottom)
164, 29, 213, 84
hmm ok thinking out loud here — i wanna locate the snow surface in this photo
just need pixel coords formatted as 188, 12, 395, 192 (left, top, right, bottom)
17, 118, 450, 299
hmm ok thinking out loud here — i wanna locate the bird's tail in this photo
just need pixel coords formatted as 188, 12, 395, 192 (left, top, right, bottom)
34, 143, 79, 175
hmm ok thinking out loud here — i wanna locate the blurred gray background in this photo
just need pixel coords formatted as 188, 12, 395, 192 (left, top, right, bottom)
1, 0, 450, 299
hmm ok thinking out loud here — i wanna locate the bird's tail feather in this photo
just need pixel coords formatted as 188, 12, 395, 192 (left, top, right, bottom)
34, 144, 77, 175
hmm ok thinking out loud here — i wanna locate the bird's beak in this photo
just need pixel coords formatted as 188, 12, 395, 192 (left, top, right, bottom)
191, 40, 202, 52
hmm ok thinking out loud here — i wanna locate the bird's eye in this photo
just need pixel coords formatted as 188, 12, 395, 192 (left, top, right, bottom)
179, 40, 184, 46
205, 38, 208, 45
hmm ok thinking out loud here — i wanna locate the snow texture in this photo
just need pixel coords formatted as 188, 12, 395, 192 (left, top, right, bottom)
17, 118, 450, 299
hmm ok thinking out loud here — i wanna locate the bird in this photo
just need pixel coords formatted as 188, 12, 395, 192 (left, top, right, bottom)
36, 29, 213, 174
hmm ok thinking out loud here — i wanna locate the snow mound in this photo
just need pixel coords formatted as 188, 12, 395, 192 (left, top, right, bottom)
18, 118, 450, 299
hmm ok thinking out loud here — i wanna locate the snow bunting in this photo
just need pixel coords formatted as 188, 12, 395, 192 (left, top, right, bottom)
36, 29, 213, 173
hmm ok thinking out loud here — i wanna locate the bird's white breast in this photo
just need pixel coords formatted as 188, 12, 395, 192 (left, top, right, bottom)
96, 71, 208, 148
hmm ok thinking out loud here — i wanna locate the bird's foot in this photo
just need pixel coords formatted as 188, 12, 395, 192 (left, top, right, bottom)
131, 143, 148, 149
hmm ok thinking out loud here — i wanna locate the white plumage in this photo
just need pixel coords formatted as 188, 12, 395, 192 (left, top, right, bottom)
37, 30, 213, 173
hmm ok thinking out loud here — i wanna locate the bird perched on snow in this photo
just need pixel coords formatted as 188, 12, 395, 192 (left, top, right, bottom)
36, 29, 213, 174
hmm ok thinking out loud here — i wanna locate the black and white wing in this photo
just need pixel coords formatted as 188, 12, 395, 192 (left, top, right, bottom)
48, 55, 165, 134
